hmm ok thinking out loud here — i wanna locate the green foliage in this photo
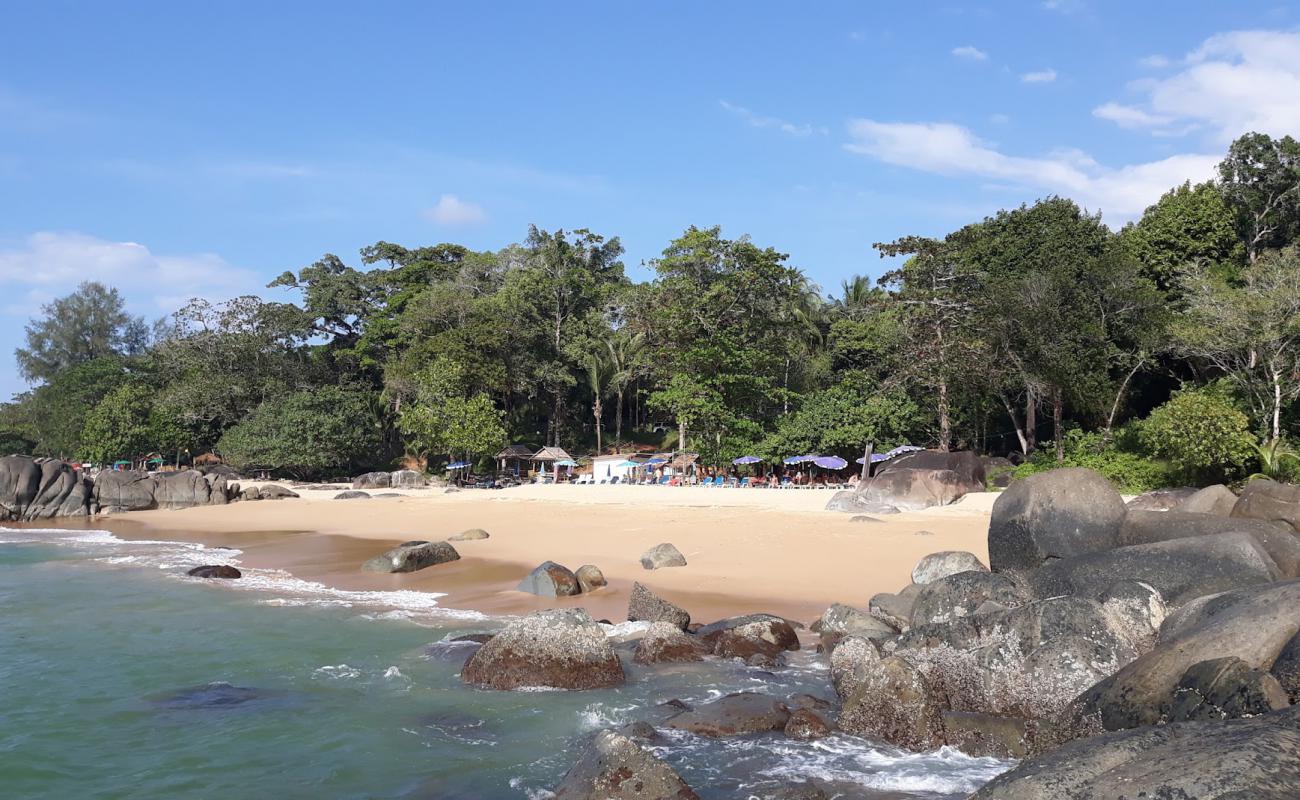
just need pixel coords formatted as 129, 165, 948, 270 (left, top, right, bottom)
1248, 437, 1300, 483
1012, 429, 1170, 493
81, 383, 184, 464
397, 359, 507, 461
218, 386, 385, 479
15, 282, 147, 383
760, 379, 922, 460
1218, 132, 1300, 262
1139, 388, 1255, 484
5, 357, 133, 457
1121, 181, 1244, 293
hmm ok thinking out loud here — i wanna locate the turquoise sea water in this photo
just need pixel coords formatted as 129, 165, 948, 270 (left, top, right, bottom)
0, 527, 1009, 799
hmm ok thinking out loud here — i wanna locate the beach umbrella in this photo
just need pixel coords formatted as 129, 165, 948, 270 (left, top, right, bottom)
732, 455, 762, 465
555, 459, 578, 467
617, 460, 639, 468
782, 455, 809, 465
445, 461, 471, 470
813, 455, 848, 470
885, 445, 925, 459
644, 457, 667, 466
854, 454, 891, 465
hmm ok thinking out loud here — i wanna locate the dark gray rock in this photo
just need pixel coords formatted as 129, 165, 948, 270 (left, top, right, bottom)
911, 550, 988, 585
1095, 579, 1167, 653
1030, 530, 1283, 607
351, 471, 391, 489
1119, 509, 1300, 576
1232, 478, 1300, 532
361, 540, 460, 573
552, 729, 699, 800
462, 609, 625, 691
987, 467, 1126, 574
186, 565, 242, 579
1073, 579, 1300, 732
633, 622, 706, 665
93, 469, 157, 513
1125, 486, 1198, 511
640, 543, 686, 570
516, 561, 581, 597
334, 490, 371, 500
627, 582, 690, 630
152, 470, 216, 509
972, 705, 1300, 800
817, 603, 897, 641
1177, 483, 1237, 515
1273, 630, 1300, 703
869, 583, 921, 631
389, 469, 426, 488
0, 456, 93, 520
697, 614, 800, 661
941, 710, 1033, 758
258, 483, 298, 500
911, 570, 1026, 627
879, 449, 987, 493
574, 564, 607, 593
837, 654, 945, 751
665, 692, 790, 737
1169, 656, 1290, 722
784, 708, 832, 740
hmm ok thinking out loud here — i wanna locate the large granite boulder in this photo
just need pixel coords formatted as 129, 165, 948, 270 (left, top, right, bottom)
627, 582, 690, 630
187, 565, 242, 579
361, 540, 460, 573
93, 469, 158, 513
351, 471, 391, 489
0, 456, 93, 520
640, 543, 687, 570
1178, 483, 1238, 515
987, 467, 1126, 574
152, 470, 216, 509
910, 570, 1026, 627
826, 467, 973, 514
633, 622, 706, 665
552, 729, 699, 800
837, 654, 945, 751
911, 551, 988, 585
1273, 631, 1300, 703
1119, 509, 1300, 576
461, 609, 625, 690
1233, 478, 1300, 532
1168, 656, 1290, 722
878, 449, 987, 493
869, 583, 922, 631
697, 614, 800, 662
257, 484, 298, 500
1072, 579, 1300, 732
816, 603, 897, 642
665, 692, 790, 737
389, 469, 426, 488
1029, 531, 1284, 606
1125, 486, 1198, 511
972, 704, 1300, 800
517, 561, 582, 597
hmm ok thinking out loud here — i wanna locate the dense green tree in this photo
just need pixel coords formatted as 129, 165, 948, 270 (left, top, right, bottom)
1140, 387, 1255, 484
15, 282, 147, 383
5, 357, 133, 456
396, 358, 507, 463
1218, 132, 1300, 263
81, 383, 184, 464
760, 380, 922, 460
218, 386, 385, 479
1121, 181, 1244, 292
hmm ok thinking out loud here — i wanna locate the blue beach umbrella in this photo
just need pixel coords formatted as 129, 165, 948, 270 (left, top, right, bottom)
813, 455, 848, 470
644, 457, 668, 466
446, 461, 471, 470
554, 459, 578, 467
732, 455, 762, 465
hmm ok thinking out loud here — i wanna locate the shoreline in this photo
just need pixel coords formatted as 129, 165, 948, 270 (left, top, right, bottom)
84, 484, 997, 625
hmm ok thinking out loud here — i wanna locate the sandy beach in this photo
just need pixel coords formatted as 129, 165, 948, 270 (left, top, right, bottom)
98, 483, 997, 624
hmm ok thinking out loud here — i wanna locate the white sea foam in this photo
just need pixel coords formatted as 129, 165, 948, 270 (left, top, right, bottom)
0, 526, 486, 622
576, 701, 639, 731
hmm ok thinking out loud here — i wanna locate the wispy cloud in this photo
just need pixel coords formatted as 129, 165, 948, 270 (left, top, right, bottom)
1138, 54, 1170, 68
422, 194, 487, 226
1021, 68, 1058, 84
843, 118, 1218, 222
0, 232, 264, 317
1093, 29, 1300, 142
720, 100, 826, 137
951, 45, 988, 61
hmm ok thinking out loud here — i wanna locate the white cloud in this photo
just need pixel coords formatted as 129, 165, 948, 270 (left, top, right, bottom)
720, 100, 825, 137
1021, 68, 1058, 83
0, 232, 265, 317
951, 45, 988, 61
844, 119, 1218, 222
422, 194, 487, 226
1094, 29, 1300, 141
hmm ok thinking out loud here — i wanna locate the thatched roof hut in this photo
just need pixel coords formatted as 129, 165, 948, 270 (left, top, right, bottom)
496, 444, 535, 477
669, 452, 699, 470
531, 446, 574, 462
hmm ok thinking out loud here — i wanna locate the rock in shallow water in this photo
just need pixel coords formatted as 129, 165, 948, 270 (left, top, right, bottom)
633, 622, 706, 665
461, 608, 624, 690
574, 564, 607, 593
361, 540, 460, 573
627, 582, 690, 630
640, 542, 687, 570
552, 729, 699, 800
153, 681, 285, 709
186, 565, 242, 579
665, 692, 790, 736
516, 561, 582, 597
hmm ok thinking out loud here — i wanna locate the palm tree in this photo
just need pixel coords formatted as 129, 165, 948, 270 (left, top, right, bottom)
779, 275, 827, 414
605, 329, 647, 445
583, 350, 615, 453
834, 274, 878, 318
1250, 437, 1300, 481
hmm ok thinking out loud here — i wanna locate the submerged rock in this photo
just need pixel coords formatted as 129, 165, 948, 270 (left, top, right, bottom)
633, 622, 706, 665
552, 729, 699, 800
361, 540, 460, 573
461, 608, 625, 690
665, 692, 790, 737
574, 564, 607, 593
640, 543, 687, 570
448, 528, 489, 541
627, 582, 690, 630
697, 614, 800, 662
153, 681, 284, 710
186, 565, 242, 579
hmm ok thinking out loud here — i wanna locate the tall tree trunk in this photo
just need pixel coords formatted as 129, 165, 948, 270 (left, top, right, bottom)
1000, 393, 1030, 455
1102, 360, 1145, 447
678, 419, 687, 453
937, 376, 951, 452
614, 389, 624, 444
593, 398, 603, 453
1052, 386, 1064, 463
552, 393, 563, 447
1025, 385, 1038, 453
1273, 367, 1283, 442
782, 359, 791, 415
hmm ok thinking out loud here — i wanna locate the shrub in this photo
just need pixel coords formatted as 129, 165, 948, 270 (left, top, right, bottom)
1011, 429, 1170, 494
218, 386, 385, 479
1139, 388, 1254, 484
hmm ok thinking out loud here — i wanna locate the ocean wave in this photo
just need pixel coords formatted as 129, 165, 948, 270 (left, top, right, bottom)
0, 526, 485, 622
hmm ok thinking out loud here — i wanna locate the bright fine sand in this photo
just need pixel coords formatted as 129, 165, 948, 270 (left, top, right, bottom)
102, 483, 998, 624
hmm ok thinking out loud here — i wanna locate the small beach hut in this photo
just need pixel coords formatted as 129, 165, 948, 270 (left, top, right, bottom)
495, 444, 534, 478
590, 453, 642, 483
530, 446, 574, 482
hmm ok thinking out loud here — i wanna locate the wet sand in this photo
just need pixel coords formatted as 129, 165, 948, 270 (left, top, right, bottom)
99, 484, 998, 624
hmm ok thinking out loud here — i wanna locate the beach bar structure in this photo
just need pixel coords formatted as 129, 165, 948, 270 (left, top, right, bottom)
495, 444, 534, 477
530, 446, 574, 480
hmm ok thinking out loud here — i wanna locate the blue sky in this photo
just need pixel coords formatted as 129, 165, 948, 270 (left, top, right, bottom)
3, 1, 1300, 399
